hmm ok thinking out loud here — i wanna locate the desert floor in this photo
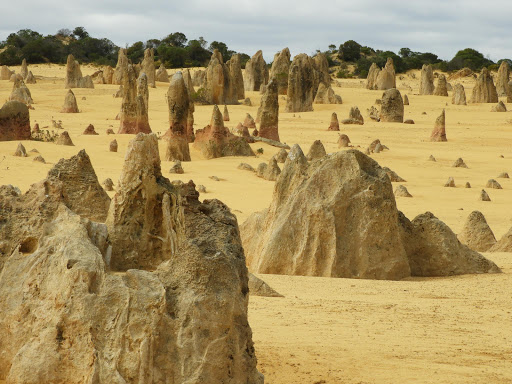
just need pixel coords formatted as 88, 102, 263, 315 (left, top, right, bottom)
0, 63, 511, 383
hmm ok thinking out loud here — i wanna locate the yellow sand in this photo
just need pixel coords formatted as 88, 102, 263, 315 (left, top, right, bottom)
1, 64, 511, 383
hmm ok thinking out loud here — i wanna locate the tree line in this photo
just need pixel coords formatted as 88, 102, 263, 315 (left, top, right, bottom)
1, 29, 509, 77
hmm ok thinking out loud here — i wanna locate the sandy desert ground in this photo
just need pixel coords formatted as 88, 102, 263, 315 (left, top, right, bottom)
0, 63, 511, 383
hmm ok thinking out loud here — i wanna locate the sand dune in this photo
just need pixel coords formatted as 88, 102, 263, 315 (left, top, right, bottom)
1, 63, 511, 383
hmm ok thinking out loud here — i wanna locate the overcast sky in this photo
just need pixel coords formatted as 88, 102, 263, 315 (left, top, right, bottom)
1, 0, 510, 62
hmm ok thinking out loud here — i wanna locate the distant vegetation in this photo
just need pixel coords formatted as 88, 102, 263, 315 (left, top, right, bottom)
0, 29, 510, 78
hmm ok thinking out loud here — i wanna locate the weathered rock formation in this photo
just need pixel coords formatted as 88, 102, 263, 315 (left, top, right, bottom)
243, 113, 256, 129
118, 65, 151, 134
156, 63, 170, 82
496, 60, 511, 97
285, 54, 316, 112
313, 53, 331, 86
338, 134, 351, 147
113, 48, 130, 85
227, 54, 245, 100
244, 50, 269, 91
1, 65, 14, 80
182, 69, 195, 96
20, 58, 28, 79
25, 71, 36, 84
103, 66, 114, 84
430, 110, 447, 142
452, 84, 467, 105
140, 48, 156, 88
491, 101, 507, 112
313, 83, 342, 104
379, 88, 404, 122
395, 185, 412, 197
433, 74, 448, 96
64, 54, 94, 89
342, 106, 364, 125
192, 69, 206, 87
328, 112, 340, 131
55, 131, 74, 146
270, 47, 291, 95
403, 94, 409, 105
306, 140, 326, 161
109, 139, 118, 152
164, 72, 192, 161
366, 63, 380, 90
376, 58, 396, 90
256, 78, 280, 141
193, 105, 255, 159
204, 49, 237, 105
419, 64, 435, 95
257, 157, 281, 181
9, 77, 33, 105
13, 142, 27, 157
470, 68, 498, 103
0, 101, 31, 141
0, 136, 264, 383
60, 89, 79, 113
248, 273, 283, 297
83, 124, 98, 135
458, 211, 496, 252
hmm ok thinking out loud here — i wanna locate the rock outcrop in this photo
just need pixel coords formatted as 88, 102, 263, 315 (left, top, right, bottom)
192, 69, 206, 87
113, 48, 130, 85
379, 88, 404, 122
204, 49, 237, 105
430, 109, 447, 142
193, 105, 255, 159
156, 63, 170, 82
458, 211, 496, 252
496, 60, 511, 97
491, 101, 507, 112
313, 83, 342, 104
313, 53, 331, 86
328, 112, 340, 131
338, 134, 351, 147
342, 106, 364, 125
20, 59, 28, 79
306, 140, 326, 161
433, 74, 448, 96
182, 69, 195, 96
118, 65, 151, 134
55, 131, 74, 146
227, 54, 245, 100
366, 63, 380, 90
244, 50, 269, 92
241, 148, 499, 279
0, 136, 264, 383
249, 273, 283, 297
60, 89, 79, 113
452, 84, 467, 105
285, 54, 316, 112
270, 47, 291, 95
83, 124, 98, 135
13, 142, 27, 157
64, 54, 94, 89
1, 65, 14, 80
470, 68, 498, 103
140, 48, 156, 88
25, 71, 36, 84
256, 78, 280, 141
9, 77, 33, 105
376, 58, 396, 90
490, 224, 512, 252
164, 72, 192, 161
419, 64, 435, 95
0, 101, 31, 141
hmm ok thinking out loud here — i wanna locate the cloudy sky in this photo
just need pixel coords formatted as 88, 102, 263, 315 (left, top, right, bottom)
1, 0, 510, 62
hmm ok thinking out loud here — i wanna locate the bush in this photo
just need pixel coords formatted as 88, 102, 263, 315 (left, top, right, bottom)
336, 70, 351, 78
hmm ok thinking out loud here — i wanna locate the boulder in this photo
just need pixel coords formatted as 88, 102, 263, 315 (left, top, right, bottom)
398, 212, 500, 276
257, 157, 281, 181
25, 71, 36, 84
0, 101, 31, 141
118, 65, 151, 134
164, 72, 192, 161
269, 47, 291, 95
338, 134, 351, 148
55, 131, 74, 146
394, 185, 412, 197
419, 64, 435, 95
83, 124, 98, 135
452, 157, 468, 168
452, 84, 467, 105
313, 83, 342, 104
306, 139, 326, 161
140, 48, 156, 87
491, 101, 507, 112
109, 139, 118, 152
241, 147, 411, 279
156, 63, 170, 82
103, 178, 114, 191
486, 179, 502, 189
274, 148, 288, 163
496, 60, 511, 97
33, 155, 45, 163
60, 89, 79, 113
0, 65, 14, 80
444, 177, 455, 187
244, 50, 269, 92
430, 109, 447, 142
193, 105, 255, 159
379, 88, 404, 122
248, 273, 283, 297
470, 68, 498, 103
9, 77, 33, 105
433, 74, 448, 96
169, 160, 184, 174
13, 142, 27, 157
243, 113, 256, 128
328, 112, 340, 131
490, 224, 512, 252
256, 78, 280, 141
458, 211, 496, 252
238, 163, 255, 172
285, 54, 316, 113
403, 94, 409, 105
479, 189, 491, 201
